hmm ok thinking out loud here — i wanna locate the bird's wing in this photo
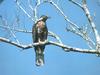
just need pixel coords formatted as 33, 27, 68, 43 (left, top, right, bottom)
32, 24, 38, 42
43, 25, 48, 40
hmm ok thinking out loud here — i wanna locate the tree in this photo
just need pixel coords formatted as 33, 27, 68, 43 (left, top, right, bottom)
0, 0, 100, 75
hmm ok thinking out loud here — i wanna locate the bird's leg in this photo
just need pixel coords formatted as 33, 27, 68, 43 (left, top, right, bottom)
38, 38, 43, 44
38, 38, 41, 43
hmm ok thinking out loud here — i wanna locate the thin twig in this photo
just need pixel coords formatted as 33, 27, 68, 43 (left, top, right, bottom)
28, 0, 34, 11
45, 0, 95, 49
69, 0, 100, 55
0, 24, 62, 43
33, 0, 42, 22
66, 24, 95, 49
15, 0, 34, 22
69, 0, 82, 8
48, 31, 63, 44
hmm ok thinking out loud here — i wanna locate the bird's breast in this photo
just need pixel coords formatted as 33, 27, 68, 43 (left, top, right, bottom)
36, 21, 45, 28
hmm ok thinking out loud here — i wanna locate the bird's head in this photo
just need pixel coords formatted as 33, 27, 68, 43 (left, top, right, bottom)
38, 15, 50, 22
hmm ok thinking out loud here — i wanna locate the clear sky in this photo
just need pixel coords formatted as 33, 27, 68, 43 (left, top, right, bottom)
0, 0, 100, 75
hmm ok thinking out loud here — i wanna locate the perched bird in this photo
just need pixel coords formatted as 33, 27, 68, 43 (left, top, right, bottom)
32, 15, 49, 66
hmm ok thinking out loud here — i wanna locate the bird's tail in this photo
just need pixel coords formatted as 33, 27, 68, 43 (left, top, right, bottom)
35, 47, 44, 66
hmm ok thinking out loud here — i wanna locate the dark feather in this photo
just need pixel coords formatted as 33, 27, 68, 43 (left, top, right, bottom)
32, 16, 48, 66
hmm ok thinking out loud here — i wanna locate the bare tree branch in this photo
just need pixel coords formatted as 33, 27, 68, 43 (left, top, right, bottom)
82, 0, 100, 55
0, 14, 62, 43
69, 0, 100, 56
0, 23, 62, 44
0, 0, 100, 57
0, 37, 32, 49
28, 0, 34, 11
33, 0, 41, 22
44, 0, 95, 49
0, 25, 32, 33
66, 25, 95, 49
0, 37, 100, 55
15, 0, 34, 22
69, 0, 82, 8
48, 31, 63, 44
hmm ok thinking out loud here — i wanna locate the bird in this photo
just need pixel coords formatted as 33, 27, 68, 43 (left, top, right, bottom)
32, 15, 49, 66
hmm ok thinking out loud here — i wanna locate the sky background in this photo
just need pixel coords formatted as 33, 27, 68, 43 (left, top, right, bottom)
0, 0, 100, 75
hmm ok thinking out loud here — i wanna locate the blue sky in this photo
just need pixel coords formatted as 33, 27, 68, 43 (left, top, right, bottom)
0, 0, 100, 75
